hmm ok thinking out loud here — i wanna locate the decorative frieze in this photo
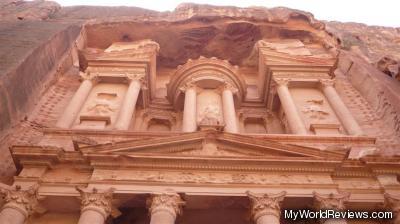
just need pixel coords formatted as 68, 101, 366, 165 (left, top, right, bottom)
92, 170, 334, 185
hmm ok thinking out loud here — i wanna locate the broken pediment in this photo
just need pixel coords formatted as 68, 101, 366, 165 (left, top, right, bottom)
78, 130, 346, 160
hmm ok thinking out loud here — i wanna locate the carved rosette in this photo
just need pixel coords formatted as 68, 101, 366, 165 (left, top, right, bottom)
148, 193, 185, 218
0, 185, 41, 218
319, 79, 336, 88
384, 193, 400, 224
313, 192, 350, 211
247, 191, 286, 221
76, 187, 114, 219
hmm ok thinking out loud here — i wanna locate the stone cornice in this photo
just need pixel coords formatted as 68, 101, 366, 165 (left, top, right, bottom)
41, 128, 376, 146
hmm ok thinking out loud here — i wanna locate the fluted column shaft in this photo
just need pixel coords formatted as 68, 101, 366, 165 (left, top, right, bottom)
275, 79, 307, 135
314, 192, 350, 224
222, 83, 239, 133
76, 188, 114, 224
320, 79, 363, 136
182, 83, 197, 132
148, 193, 185, 224
247, 191, 286, 224
114, 74, 144, 130
0, 185, 40, 224
56, 73, 95, 128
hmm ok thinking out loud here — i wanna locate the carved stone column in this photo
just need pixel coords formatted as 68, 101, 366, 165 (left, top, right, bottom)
181, 82, 197, 132
56, 72, 96, 128
148, 193, 185, 224
385, 193, 400, 224
76, 187, 114, 224
0, 185, 41, 224
247, 191, 286, 224
274, 78, 307, 135
313, 192, 350, 224
114, 74, 145, 130
222, 82, 239, 133
319, 79, 363, 136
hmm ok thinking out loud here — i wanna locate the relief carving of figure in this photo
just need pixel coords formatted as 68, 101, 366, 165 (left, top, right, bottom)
302, 99, 330, 120
86, 93, 117, 116
198, 104, 223, 126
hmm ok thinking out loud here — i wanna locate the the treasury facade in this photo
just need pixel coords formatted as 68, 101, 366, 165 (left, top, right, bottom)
0, 2, 400, 224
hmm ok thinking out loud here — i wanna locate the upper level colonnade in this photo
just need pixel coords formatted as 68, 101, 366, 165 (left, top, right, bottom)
53, 39, 363, 136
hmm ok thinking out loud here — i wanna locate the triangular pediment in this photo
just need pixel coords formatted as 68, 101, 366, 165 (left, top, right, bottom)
79, 131, 346, 160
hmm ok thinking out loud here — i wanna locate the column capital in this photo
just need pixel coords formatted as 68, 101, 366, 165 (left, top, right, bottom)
247, 191, 286, 221
127, 73, 147, 90
80, 71, 99, 83
147, 193, 185, 218
313, 191, 350, 211
273, 78, 291, 87
127, 73, 146, 82
76, 187, 114, 219
0, 184, 42, 218
179, 80, 197, 92
319, 79, 336, 88
222, 81, 239, 94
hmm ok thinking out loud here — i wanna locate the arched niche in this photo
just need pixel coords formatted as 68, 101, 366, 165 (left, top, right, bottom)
167, 57, 247, 110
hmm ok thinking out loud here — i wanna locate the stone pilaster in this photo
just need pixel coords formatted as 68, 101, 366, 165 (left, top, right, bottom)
180, 81, 198, 132
313, 192, 350, 224
385, 193, 400, 224
56, 72, 97, 128
76, 187, 114, 224
0, 185, 41, 224
274, 78, 308, 135
247, 191, 286, 224
114, 73, 146, 130
319, 79, 363, 136
148, 193, 185, 224
222, 82, 239, 133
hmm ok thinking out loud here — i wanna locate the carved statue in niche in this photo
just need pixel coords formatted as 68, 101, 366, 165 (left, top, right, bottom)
85, 93, 117, 116
198, 103, 223, 126
302, 99, 329, 120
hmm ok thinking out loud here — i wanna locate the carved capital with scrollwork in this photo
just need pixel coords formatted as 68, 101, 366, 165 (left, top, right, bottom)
319, 79, 336, 88
385, 193, 400, 223
313, 191, 350, 211
147, 193, 185, 218
0, 184, 42, 218
80, 71, 100, 83
179, 80, 197, 93
273, 78, 290, 87
76, 187, 114, 219
222, 81, 239, 94
247, 191, 286, 221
